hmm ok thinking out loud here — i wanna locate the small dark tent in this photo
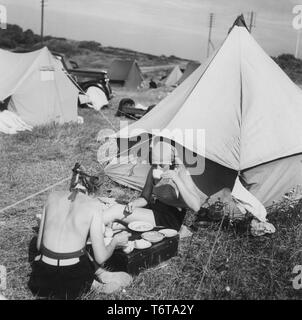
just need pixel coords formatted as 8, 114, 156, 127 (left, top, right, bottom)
177, 61, 201, 85
108, 59, 144, 89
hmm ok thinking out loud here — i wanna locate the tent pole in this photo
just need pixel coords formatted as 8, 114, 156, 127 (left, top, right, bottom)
207, 13, 214, 58
41, 0, 45, 46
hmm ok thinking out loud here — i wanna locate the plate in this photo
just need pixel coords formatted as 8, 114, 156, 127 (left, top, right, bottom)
141, 231, 165, 243
134, 239, 152, 249
128, 221, 154, 232
159, 229, 178, 238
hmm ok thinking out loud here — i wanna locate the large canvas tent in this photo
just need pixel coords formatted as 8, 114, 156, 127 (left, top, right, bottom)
177, 61, 201, 85
165, 65, 183, 86
0, 47, 79, 127
108, 59, 144, 89
104, 15, 302, 212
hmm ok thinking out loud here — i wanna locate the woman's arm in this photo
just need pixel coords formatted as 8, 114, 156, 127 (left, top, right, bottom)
90, 208, 129, 265
130, 197, 148, 209
127, 168, 153, 211
36, 205, 46, 251
162, 167, 201, 212
139, 168, 154, 203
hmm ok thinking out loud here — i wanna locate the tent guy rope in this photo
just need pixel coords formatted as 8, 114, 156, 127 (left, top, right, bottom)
0, 177, 70, 214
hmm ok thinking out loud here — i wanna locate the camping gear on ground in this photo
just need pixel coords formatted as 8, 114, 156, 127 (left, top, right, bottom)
250, 219, 276, 237
108, 59, 144, 89
0, 47, 79, 127
190, 200, 245, 230
165, 65, 183, 86
103, 233, 179, 275
104, 15, 302, 227
116, 98, 135, 116
115, 98, 151, 119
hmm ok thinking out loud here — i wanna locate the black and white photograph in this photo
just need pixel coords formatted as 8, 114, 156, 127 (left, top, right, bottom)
0, 0, 302, 304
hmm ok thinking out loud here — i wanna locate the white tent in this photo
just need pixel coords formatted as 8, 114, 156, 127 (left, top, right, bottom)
177, 61, 200, 85
104, 15, 302, 211
0, 47, 79, 127
165, 65, 183, 86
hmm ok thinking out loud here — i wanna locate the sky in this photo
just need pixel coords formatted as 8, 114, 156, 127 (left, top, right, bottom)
2, 0, 302, 61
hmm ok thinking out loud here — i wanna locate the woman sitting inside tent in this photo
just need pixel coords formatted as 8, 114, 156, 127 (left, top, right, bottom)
105, 140, 202, 231
29, 163, 132, 300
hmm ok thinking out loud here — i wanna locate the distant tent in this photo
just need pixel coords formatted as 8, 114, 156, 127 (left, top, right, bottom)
108, 59, 144, 89
165, 65, 183, 86
0, 47, 79, 127
104, 15, 302, 211
177, 61, 200, 85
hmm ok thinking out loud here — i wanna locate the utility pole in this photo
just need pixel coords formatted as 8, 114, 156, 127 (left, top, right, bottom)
249, 11, 256, 33
41, 0, 45, 46
207, 13, 215, 58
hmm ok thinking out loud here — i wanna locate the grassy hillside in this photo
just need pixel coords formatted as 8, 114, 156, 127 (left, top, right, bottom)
2, 23, 302, 83
0, 24, 190, 72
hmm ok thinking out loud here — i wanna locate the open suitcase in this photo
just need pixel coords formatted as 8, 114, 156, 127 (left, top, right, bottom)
103, 234, 179, 275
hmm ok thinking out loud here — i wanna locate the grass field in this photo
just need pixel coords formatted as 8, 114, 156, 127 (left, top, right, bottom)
1, 85, 302, 300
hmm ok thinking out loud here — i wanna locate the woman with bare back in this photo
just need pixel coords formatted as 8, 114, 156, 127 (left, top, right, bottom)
28, 163, 131, 300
